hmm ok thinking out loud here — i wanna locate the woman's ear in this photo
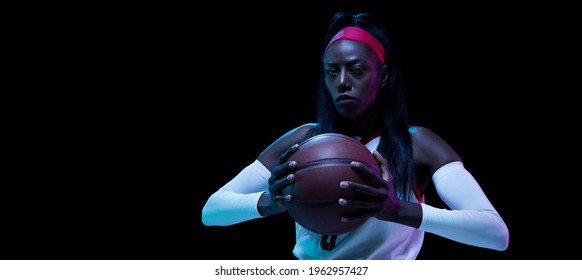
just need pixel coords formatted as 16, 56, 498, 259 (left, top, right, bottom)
380, 65, 389, 88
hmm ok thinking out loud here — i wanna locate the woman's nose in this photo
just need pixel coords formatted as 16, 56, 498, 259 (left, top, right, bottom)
337, 71, 351, 92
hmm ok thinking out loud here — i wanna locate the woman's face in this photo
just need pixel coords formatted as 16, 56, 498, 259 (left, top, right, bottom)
323, 39, 385, 118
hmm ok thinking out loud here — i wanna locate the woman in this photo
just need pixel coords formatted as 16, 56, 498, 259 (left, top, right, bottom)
201, 11, 509, 259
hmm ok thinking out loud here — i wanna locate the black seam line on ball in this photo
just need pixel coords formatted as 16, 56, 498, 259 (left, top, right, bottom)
284, 200, 339, 205
295, 159, 354, 170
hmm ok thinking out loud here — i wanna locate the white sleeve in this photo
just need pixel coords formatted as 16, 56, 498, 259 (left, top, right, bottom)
201, 160, 271, 226
418, 161, 509, 251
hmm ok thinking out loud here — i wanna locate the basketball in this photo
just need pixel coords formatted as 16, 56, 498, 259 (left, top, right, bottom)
282, 133, 381, 235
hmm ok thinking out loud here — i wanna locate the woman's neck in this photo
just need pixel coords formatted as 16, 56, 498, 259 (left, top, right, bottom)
339, 102, 382, 137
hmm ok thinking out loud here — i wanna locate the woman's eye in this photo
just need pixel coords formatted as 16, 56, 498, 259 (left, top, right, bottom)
326, 69, 339, 75
350, 66, 364, 73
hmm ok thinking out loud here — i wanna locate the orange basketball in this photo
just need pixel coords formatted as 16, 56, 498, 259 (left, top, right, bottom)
283, 133, 381, 235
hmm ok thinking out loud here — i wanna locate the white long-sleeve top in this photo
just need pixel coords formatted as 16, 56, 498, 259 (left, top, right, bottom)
201, 136, 509, 259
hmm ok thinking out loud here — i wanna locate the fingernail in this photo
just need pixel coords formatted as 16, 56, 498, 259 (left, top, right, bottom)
286, 174, 294, 181
288, 161, 296, 168
338, 198, 347, 205
339, 182, 348, 188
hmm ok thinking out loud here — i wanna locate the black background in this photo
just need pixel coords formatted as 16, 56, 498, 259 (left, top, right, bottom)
4, 1, 578, 260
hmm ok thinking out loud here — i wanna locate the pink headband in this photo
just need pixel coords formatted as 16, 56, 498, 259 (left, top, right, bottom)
325, 26, 385, 64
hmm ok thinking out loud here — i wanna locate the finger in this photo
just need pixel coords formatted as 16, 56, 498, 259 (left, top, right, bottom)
340, 181, 386, 198
276, 144, 300, 165
269, 174, 295, 196
372, 150, 391, 182
350, 161, 384, 186
268, 161, 297, 185
338, 197, 380, 209
338, 208, 373, 222
372, 150, 387, 166
274, 194, 292, 201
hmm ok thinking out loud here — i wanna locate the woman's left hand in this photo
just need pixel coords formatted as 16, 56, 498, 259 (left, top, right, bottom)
338, 150, 401, 222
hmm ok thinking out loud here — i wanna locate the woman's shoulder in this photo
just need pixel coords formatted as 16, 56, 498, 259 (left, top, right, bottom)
258, 123, 317, 170
277, 123, 317, 144
289, 123, 318, 137
408, 125, 462, 174
408, 125, 430, 136
408, 125, 446, 146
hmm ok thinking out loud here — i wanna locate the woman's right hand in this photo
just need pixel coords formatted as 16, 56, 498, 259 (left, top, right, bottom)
257, 144, 300, 216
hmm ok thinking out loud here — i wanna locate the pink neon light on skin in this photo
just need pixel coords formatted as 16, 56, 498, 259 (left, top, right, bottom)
325, 26, 385, 64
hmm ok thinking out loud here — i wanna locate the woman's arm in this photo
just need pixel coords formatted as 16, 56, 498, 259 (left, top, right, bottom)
412, 126, 509, 251
201, 123, 315, 226
419, 161, 509, 251
201, 159, 271, 226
